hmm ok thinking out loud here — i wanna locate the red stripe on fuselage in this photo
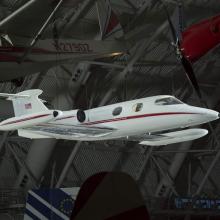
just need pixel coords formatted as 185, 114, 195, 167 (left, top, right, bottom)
2, 114, 51, 126
2, 112, 199, 127
83, 112, 199, 126
0, 53, 32, 62
0, 46, 93, 55
0, 46, 54, 54
55, 116, 75, 121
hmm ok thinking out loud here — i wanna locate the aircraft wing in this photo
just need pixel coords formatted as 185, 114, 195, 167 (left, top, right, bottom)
0, 0, 59, 39
129, 128, 208, 146
18, 123, 116, 139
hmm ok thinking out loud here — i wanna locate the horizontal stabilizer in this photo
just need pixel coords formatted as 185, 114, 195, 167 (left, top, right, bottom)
139, 128, 208, 146
0, 89, 43, 100
0, 93, 29, 99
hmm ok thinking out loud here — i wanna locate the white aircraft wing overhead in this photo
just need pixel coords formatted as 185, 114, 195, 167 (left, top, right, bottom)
129, 129, 208, 146
18, 123, 116, 139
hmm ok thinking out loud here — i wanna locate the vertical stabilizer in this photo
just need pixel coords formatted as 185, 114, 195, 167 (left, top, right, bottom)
7, 89, 48, 116
96, 0, 124, 40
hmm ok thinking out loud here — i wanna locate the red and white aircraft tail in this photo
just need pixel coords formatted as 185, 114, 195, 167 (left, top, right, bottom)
96, 0, 124, 40
0, 90, 60, 138
0, 89, 48, 117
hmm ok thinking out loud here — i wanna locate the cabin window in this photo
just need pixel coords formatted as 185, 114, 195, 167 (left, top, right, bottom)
155, 97, 183, 105
112, 107, 122, 116
132, 103, 143, 112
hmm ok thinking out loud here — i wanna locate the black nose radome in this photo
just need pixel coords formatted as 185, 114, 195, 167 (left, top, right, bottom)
53, 111, 59, 117
218, 113, 220, 118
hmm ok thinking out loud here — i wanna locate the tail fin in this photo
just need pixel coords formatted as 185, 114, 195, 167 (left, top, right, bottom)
0, 89, 48, 117
96, 0, 124, 40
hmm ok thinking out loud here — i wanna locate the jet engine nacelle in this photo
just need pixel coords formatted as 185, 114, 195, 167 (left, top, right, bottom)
0, 110, 62, 131
76, 109, 87, 123
53, 110, 63, 119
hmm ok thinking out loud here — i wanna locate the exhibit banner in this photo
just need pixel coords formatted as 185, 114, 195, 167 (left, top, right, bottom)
24, 187, 79, 220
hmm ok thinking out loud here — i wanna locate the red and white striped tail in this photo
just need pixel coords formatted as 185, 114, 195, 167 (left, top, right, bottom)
96, 0, 124, 40
0, 89, 48, 117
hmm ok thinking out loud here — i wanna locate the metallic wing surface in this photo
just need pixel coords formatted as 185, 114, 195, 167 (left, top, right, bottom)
18, 123, 116, 139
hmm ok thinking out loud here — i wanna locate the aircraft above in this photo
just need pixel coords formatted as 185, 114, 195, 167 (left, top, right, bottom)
0, 0, 219, 92
0, 89, 218, 146
163, 0, 220, 99
0, 36, 125, 81
0, 0, 127, 85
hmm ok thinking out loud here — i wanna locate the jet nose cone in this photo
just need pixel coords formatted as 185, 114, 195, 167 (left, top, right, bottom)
207, 110, 219, 121
188, 107, 219, 126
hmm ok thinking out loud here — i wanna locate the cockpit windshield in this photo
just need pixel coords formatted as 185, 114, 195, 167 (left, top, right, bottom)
155, 97, 183, 105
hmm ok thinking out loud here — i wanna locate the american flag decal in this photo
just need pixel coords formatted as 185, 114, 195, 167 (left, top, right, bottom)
25, 103, 32, 109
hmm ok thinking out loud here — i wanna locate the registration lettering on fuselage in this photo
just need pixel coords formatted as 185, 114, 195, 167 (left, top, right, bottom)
53, 42, 93, 53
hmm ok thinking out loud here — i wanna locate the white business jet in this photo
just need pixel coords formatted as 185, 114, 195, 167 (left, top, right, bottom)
0, 90, 218, 146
